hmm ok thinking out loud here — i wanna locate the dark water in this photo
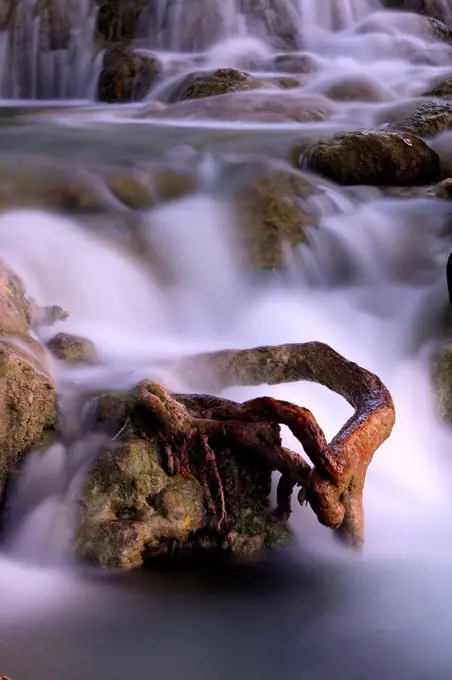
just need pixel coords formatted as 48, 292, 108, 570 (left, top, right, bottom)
1, 547, 452, 680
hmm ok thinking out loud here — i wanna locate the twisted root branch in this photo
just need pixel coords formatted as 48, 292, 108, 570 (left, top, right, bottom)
140, 342, 395, 547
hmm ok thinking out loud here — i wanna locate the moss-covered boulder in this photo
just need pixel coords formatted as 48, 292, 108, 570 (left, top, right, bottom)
95, 0, 149, 48
98, 46, 161, 103
302, 130, 441, 186
168, 68, 258, 103
47, 333, 98, 364
232, 165, 322, 269
77, 386, 292, 569
77, 437, 207, 569
387, 100, 452, 138
148, 92, 337, 123
0, 261, 56, 503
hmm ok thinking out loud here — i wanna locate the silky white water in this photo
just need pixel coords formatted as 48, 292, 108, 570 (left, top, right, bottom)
2, 0, 452, 678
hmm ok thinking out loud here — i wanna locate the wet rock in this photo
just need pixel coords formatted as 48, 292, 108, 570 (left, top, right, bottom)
104, 164, 196, 210
0, 156, 118, 214
98, 46, 162, 103
0, 261, 56, 502
146, 92, 337, 123
301, 130, 441, 186
434, 177, 452, 198
77, 437, 207, 570
47, 333, 98, 364
433, 341, 452, 421
77, 436, 291, 569
387, 100, 452, 138
168, 68, 259, 103
380, 0, 452, 27
322, 76, 394, 103
95, 0, 149, 47
232, 164, 322, 269
272, 52, 320, 74
422, 73, 452, 97
77, 390, 292, 569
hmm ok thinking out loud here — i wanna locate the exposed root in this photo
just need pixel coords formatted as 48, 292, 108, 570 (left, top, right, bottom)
167, 342, 395, 546
134, 342, 395, 548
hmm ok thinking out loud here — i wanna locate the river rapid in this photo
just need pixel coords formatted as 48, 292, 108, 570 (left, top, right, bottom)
2, 1, 452, 678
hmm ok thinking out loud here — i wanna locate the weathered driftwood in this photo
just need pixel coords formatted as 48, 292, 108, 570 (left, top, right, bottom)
163, 342, 396, 546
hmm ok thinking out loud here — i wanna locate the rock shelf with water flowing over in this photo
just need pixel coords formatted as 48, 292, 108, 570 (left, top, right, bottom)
2, 1, 452, 680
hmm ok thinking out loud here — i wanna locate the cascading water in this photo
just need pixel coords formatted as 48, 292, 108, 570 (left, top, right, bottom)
2, 0, 452, 678
0, 0, 99, 99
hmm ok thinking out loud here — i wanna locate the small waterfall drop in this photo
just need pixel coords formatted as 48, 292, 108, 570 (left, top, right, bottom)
0, 0, 98, 99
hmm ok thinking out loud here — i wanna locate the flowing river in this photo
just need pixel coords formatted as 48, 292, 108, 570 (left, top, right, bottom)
2, 0, 452, 678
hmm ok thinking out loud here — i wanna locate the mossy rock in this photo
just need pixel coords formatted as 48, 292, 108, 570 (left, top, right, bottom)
95, 0, 149, 48
168, 68, 258, 103
387, 100, 452, 138
77, 388, 293, 569
47, 333, 98, 364
432, 341, 452, 421
233, 166, 322, 269
98, 46, 162, 103
302, 130, 441, 186
149, 92, 337, 123
77, 437, 207, 569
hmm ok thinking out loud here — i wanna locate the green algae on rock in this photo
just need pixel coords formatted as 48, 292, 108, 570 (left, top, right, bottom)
433, 342, 452, 421
301, 130, 441, 186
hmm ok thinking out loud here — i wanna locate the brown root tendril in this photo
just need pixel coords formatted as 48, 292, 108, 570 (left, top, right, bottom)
137, 342, 395, 548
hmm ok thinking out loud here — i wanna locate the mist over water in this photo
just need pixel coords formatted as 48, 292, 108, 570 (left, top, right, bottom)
1, 1, 452, 679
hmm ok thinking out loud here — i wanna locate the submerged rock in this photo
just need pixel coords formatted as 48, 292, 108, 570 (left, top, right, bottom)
98, 46, 162, 103
232, 164, 322, 269
147, 91, 336, 123
272, 52, 321, 74
302, 130, 441, 186
47, 333, 98, 364
423, 74, 452, 98
168, 68, 258, 103
322, 76, 395, 103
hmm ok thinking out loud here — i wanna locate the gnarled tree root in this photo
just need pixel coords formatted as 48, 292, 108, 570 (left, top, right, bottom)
139, 342, 396, 548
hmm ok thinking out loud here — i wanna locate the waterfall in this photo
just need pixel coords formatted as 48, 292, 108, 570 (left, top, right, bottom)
0, 0, 98, 99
